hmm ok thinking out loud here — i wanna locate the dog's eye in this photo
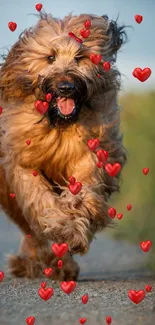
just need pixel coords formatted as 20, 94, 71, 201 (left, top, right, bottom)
47, 55, 56, 63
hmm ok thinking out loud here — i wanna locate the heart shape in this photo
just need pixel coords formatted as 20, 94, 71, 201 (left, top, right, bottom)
142, 168, 149, 175
96, 161, 104, 168
45, 93, 53, 102
127, 204, 132, 211
60, 281, 76, 294
105, 163, 121, 177
35, 3, 43, 11
68, 176, 76, 185
81, 294, 89, 304
69, 182, 82, 195
106, 316, 112, 324
132, 68, 151, 82
84, 20, 91, 29
35, 100, 49, 114
87, 138, 100, 151
0, 106, 3, 114
140, 240, 152, 252
40, 281, 46, 289
96, 149, 109, 162
10, 193, 16, 198
44, 268, 53, 277
0, 271, 4, 282
80, 29, 90, 38
145, 285, 152, 292
117, 213, 123, 220
51, 243, 68, 258
57, 260, 63, 268
26, 140, 31, 145
90, 54, 102, 65
33, 171, 38, 177
38, 287, 54, 300
134, 15, 143, 24
26, 316, 35, 325
108, 207, 116, 219
79, 318, 87, 324
128, 290, 145, 304
103, 62, 111, 71
8, 22, 17, 32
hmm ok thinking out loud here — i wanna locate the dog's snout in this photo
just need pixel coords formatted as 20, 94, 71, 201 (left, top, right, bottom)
58, 81, 75, 94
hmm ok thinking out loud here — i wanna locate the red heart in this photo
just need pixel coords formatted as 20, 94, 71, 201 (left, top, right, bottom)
84, 20, 91, 29
40, 282, 46, 289
140, 240, 152, 252
60, 281, 76, 294
35, 100, 49, 114
96, 161, 104, 168
145, 285, 152, 292
38, 287, 54, 300
0, 106, 3, 114
80, 29, 90, 38
26, 140, 31, 145
127, 204, 132, 211
81, 294, 89, 304
106, 316, 112, 324
8, 22, 17, 32
90, 54, 102, 65
33, 171, 38, 177
96, 149, 109, 162
51, 243, 68, 258
27, 234, 31, 238
79, 318, 87, 324
68, 32, 83, 44
97, 74, 101, 78
10, 193, 16, 198
26, 316, 35, 325
117, 213, 123, 220
57, 260, 63, 268
68, 176, 76, 185
103, 62, 111, 71
44, 268, 53, 277
69, 182, 82, 195
132, 68, 151, 82
0, 271, 4, 282
142, 168, 149, 175
134, 15, 143, 24
108, 207, 116, 219
45, 93, 53, 102
128, 290, 145, 304
35, 3, 43, 11
87, 138, 100, 151
105, 163, 121, 177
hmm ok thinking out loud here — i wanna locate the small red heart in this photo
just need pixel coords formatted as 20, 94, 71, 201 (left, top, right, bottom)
0, 271, 4, 282
84, 20, 91, 29
134, 15, 143, 24
68, 32, 83, 44
35, 3, 43, 11
38, 287, 54, 300
87, 138, 100, 151
90, 54, 102, 65
26, 316, 35, 325
33, 171, 38, 177
79, 318, 87, 324
68, 176, 76, 185
8, 22, 17, 32
105, 163, 121, 177
108, 207, 116, 219
96, 161, 104, 168
44, 268, 53, 277
0, 106, 3, 114
96, 149, 109, 162
142, 168, 149, 175
35, 100, 49, 114
128, 290, 145, 304
10, 193, 16, 198
69, 182, 82, 195
27, 234, 31, 238
127, 204, 132, 211
97, 74, 101, 78
140, 240, 152, 252
132, 68, 151, 82
145, 285, 152, 292
81, 294, 89, 304
26, 140, 31, 145
106, 316, 112, 324
103, 62, 111, 71
58, 260, 63, 268
51, 243, 68, 258
45, 93, 53, 102
60, 281, 76, 294
40, 281, 46, 289
117, 213, 123, 220
80, 29, 90, 38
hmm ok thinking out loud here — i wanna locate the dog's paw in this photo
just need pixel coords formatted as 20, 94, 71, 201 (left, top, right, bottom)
8, 255, 43, 278
47, 253, 80, 281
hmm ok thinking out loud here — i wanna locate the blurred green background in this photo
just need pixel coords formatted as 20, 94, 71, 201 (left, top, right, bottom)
108, 90, 155, 270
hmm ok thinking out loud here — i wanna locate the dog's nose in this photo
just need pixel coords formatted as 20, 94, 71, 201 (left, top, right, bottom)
58, 81, 75, 93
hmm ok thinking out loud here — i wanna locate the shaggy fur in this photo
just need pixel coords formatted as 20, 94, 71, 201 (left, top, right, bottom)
0, 12, 127, 280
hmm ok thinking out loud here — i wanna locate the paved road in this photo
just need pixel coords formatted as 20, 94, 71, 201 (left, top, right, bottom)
0, 212, 155, 325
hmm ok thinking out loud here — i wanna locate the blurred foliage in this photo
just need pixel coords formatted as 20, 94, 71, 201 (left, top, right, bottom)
108, 90, 155, 270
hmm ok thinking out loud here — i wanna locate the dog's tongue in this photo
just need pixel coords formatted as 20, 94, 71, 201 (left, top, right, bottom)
56, 97, 75, 115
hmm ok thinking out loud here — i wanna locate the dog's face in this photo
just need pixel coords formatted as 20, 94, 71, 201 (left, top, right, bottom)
0, 13, 126, 128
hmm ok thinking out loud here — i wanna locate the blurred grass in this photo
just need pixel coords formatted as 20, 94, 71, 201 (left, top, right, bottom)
108, 90, 155, 271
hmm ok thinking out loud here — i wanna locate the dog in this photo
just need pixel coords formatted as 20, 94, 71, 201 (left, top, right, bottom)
0, 12, 127, 281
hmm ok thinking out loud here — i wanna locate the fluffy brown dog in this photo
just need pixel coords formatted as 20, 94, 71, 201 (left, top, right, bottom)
0, 13, 127, 280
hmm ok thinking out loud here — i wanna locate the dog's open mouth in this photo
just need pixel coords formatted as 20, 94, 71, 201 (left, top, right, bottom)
56, 97, 76, 119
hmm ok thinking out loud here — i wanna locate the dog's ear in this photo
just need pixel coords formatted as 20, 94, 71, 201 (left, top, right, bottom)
102, 15, 127, 62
